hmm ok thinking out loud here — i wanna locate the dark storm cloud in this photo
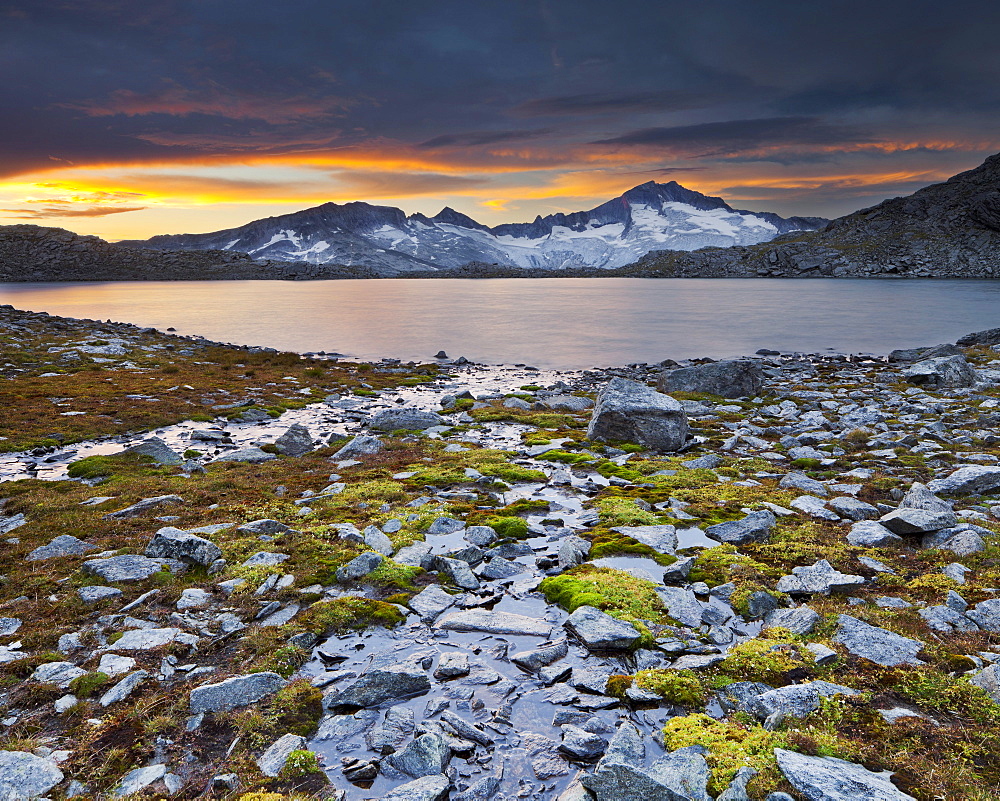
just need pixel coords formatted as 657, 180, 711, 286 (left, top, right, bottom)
513, 90, 714, 117
418, 130, 553, 149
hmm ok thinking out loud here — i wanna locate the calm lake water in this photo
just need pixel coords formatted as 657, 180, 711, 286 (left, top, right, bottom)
2, 278, 999, 369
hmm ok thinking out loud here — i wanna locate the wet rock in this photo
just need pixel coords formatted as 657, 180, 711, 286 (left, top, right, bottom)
371, 408, 443, 432
478, 556, 525, 580
436, 609, 552, 637
408, 585, 457, 623
26, 534, 96, 561
325, 664, 431, 709
381, 775, 450, 801
189, 672, 288, 712
583, 743, 710, 801
336, 551, 383, 583
775, 747, 916, 800
427, 517, 465, 536
333, 435, 384, 459
274, 423, 313, 456
611, 524, 678, 553
559, 725, 607, 760
902, 355, 977, 388
103, 494, 184, 520
706, 510, 776, 545
257, 733, 306, 777
846, 521, 904, 548
776, 560, 865, 595
386, 732, 451, 778
512, 639, 569, 673
366, 706, 415, 753
214, 446, 279, 464
439, 710, 494, 746
878, 507, 956, 535
586, 377, 688, 452
928, 465, 1000, 496
656, 586, 704, 627
433, 652, 469, 679
434, 556, 480, 590
120, 436, 183, 465
145, 526, 222, 566
833, 614, 923, 666
465, 525, 498, 546
763, 606, 820, 635
558, 536, 591, 569
82, 554, 179, 583
565, 605, 642, 651
658, 359, 763, 398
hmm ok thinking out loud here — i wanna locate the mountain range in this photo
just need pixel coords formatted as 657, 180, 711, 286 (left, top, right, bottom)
120, 181, 828, 273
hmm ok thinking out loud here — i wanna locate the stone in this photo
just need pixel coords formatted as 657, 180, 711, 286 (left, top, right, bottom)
828, 496, 879, 521
26, 535, 96, 561
791, 495, 840, 521
846, 520, 904, 548
512, 639, 569, 673
241, 551, 290, 568
479, 556, 525, 580
586, 377, 688, 452
31, 661, 86, 688
565, 606, 642, 651
386, 732, 451, 777
427, 516, 464, 536
433, 652, 469, 679
919, 605, 978, 633
833, 614, 923, 666
902, 355, 977, 388
937, 530, 986, 556
967, 599, 1000, 632
408, 585, 457, 623
109, 627, 194, 651
434, 556, 480, 590
611, 524, 678, 553
655, 586, 704, 627
382, 774, 450, 801
776, 560, 865, 595
779, 472, 828, 496
332, 435, 384, 459
718, 767, 757, 801
465, 525, 498, 546
111, 764, 166, 798
928, 465, 1000, 495
435, 609, 552, 636
971, 664, 1000, 703
706, 510, 776, 545
658, 359, 764, 398
542, 394, 594, 411
763, 606, 820, 635
878, 508, 956, 535
558, 536, 591, 569
775, 748, 916, 800
324, 664, 431, 709
370, 408, 443, 432
583, 743, 710, 801
78, 585, 123, 603
0, 618, 20, 637
336, 551, 383, 582
145, 527, 222, 566
177, 588, 212, 610
237, 519, 292, 535
99, 670, 149, 707
120, 436, 182, 465
103, 494, 184, 520
899, 482, 953, 513
560, 725, 607, 760
257, 733, 306, 777
82, 554, 175, 583
741, 681, 858, 721
213, 446, 277, 464
364, 527, 395, 556
189, 672, 288, 712
274, 423, 313, 456
97, 654, 136, 678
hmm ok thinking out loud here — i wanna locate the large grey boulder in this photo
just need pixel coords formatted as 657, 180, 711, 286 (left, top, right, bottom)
611, 525, 678, 553
382, 775, 450, 801
212, 446, 276, 464
846, 521, 904, 548
657, 360, 764, 399
775, 748, 916, 800
82, 554, 180, 583
257, 733, 306, 777
274, 423, 314, 457
763, 606, 820, 635
120, 436, 183, 465
586, 378, 688, 452
740, 681, 858, 721
899, 482, 953, 513
145, 527, 221, 566
435, 609, 552, 636
336, 551, 383, 583
434, 556, 480, 590
565, 606, 642, 651
407, 585, 456, 623
26, 535, 96, 561
833, 615, 923, 666
706, 510, 776, 545
332, 435, 384, 459
776, 560, 864, 595
324, 664, 430, 709
386, 732, 452, 778
582, 743, 710, 801
971, 663, 1000, 703
902, 355, 977, 388
370, 408, 443, 432
0, 750, 64, 799
967, 598, 1000, 632
928, 465, 1000, 495
878, 507, 956, 535
189, 672, 287, 712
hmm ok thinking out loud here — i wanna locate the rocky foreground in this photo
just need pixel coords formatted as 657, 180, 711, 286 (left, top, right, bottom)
2, 309, 1000, 799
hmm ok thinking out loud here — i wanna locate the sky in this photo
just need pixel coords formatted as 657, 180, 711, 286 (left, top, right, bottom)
2, 0, 1000, 241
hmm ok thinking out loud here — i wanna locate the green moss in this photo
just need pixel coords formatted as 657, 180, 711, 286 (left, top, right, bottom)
253, 644, 310, 679
596, 497, 661, 527
587, 531, 677, 566
67, 671, 110, 698
542, 450, 594, 465
365, 560, 423, 591
717, 632, 815, 684
482, 516, 529, 539
688, 544, 772, 587
279, 749, 323, 778
296, 597, 404, 636
634, 669, 706, 706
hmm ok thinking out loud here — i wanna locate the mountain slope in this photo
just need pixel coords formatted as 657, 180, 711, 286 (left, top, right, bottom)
122, 181, 827, 273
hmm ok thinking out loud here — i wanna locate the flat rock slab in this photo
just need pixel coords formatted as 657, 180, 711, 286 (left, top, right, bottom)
929, 464, 1000, 495
0, 750, 64, 799
26, 534, 96, 561
435, 609, 552, 637
212, 447, 277, 464
109, 627, 197, 651
103, 494, 184, 520
833, 614, 923, 666
324, 664, 431, 709
120, 436, 183, 465
776, 560, 864, 595
83, 554, 181, 583
565, 605, 642, 651
190, 672, 288, 713
611, 524, 678, 553
775, 748, 916, 800
382, 775, 451, 801
257, 733, 306, 777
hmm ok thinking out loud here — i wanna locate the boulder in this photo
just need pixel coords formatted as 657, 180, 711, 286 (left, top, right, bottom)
658, 359, 764, 399
833, 615, 923, 666
370, 408, 443, 432
565, 606, 642, 651
386, 732, 451, 778
878, 507, 956, 535
846, 521, 904, 548
970, 663, 1000, 703
899, 482, 953, 513
775, 748, 916, 800
211, 446, 277, 464
407, 585, 457, 623
763, 607, 820, 635
776, 560, 865, 595
382, 775, 451, 801
706, 510, 776, 545
145, 527, 222, 566
273, 423, 314, 457
928, 465, 1000, 495
189, 672, 288, 713
583, 743, 710, 801
324, 664, 430, 709
103, 494, 184, 520
120, 436, 183, 465
0, 750, 64, 799
902, 355, 977, 388
611, 525, 678, 553
26, 535, 97, 561
111, 765, 167, 798
966, 598, 1000, 632
336, 551, 383, 583
332, 435, 384, 459
82, 554, 179, 583
257, 733, 306, 777
586, 378, 688, 452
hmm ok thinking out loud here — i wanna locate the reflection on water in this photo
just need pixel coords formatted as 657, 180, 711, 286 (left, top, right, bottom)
3, 278, 1000, 369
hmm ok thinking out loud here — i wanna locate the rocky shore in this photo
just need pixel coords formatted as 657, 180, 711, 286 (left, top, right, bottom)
2, 306, 1000, 799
